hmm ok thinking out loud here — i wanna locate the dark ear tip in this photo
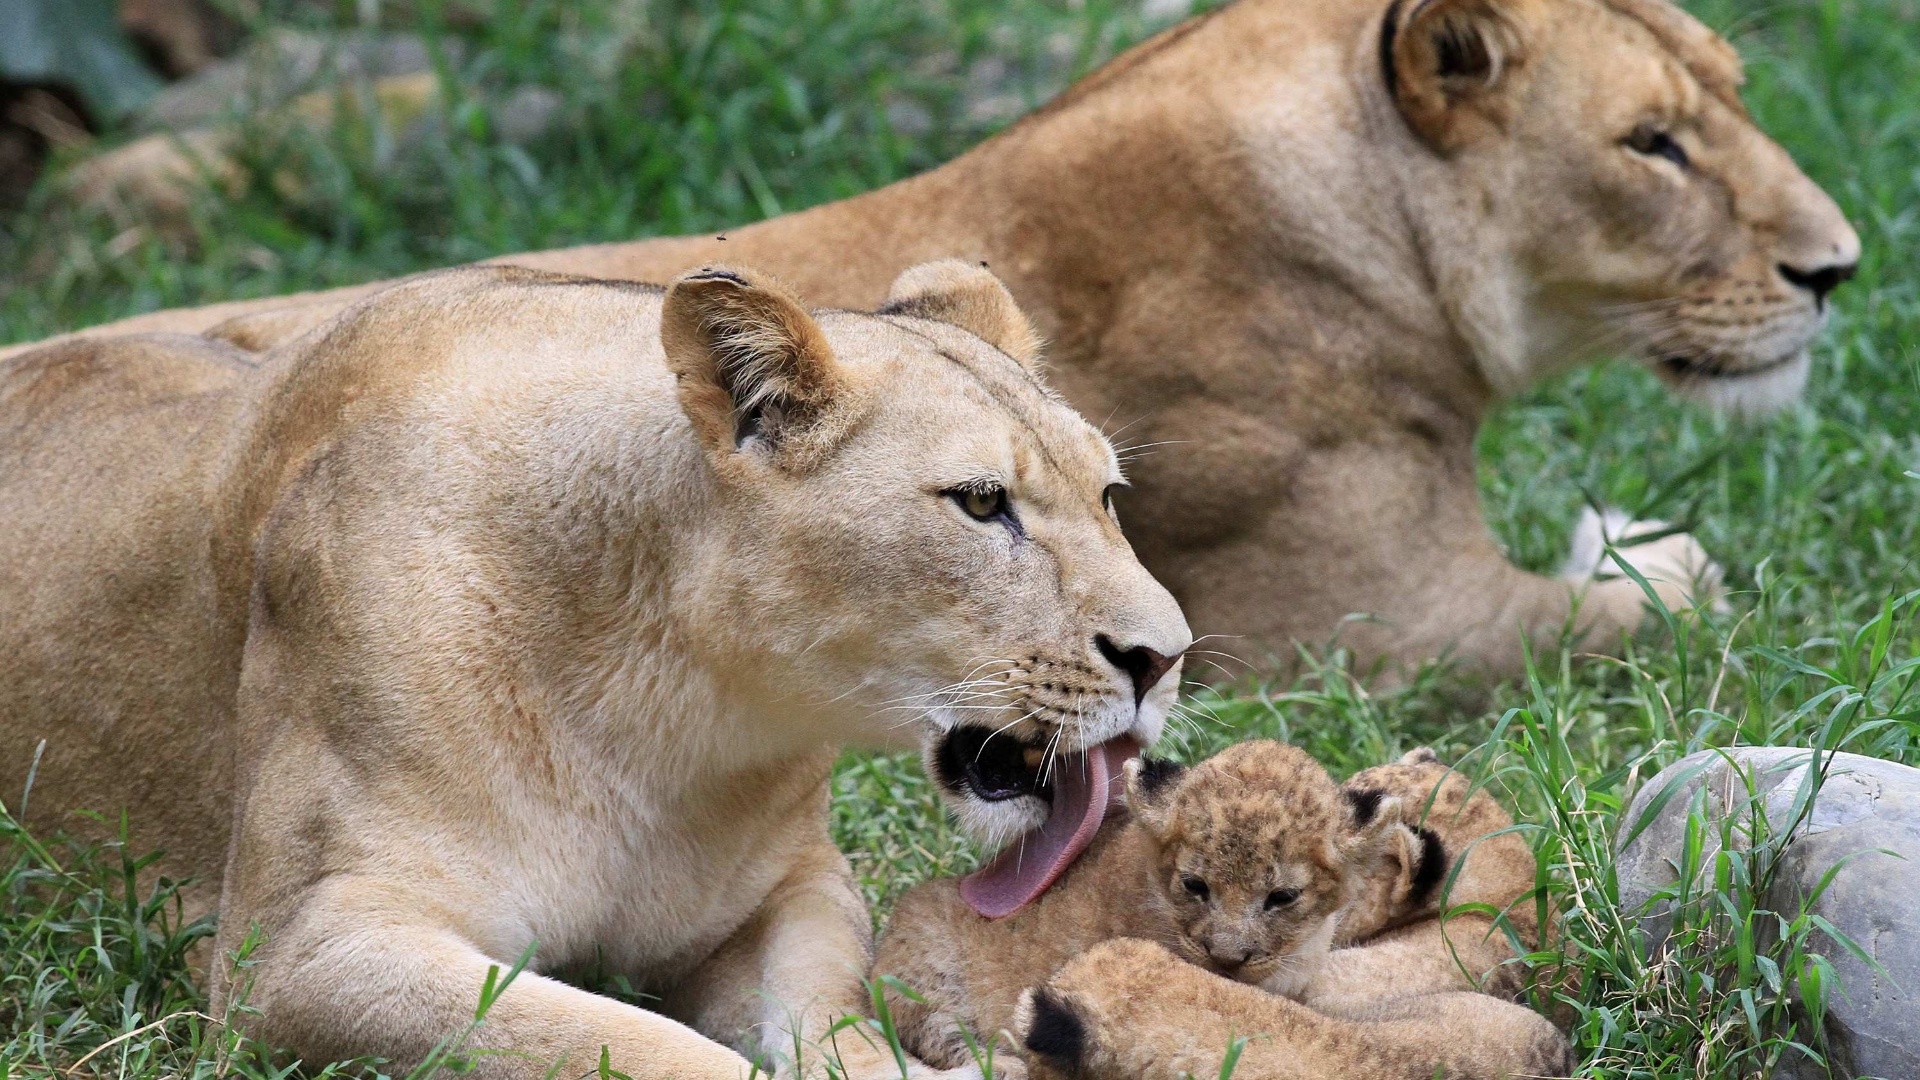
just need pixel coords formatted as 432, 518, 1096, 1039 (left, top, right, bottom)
680, 267, 751, 287
1022, 988, 1088, 1067
1132, 757, 1186, 798
1343, 785, 1386, 826
1410, 826, 1447, 903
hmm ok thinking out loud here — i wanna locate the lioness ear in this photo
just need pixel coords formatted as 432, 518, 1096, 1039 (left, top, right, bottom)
1124, 757, 1186, 833
880, 259, 1045, 372
1384, 0, 1539, 152
661, 266, 849, 466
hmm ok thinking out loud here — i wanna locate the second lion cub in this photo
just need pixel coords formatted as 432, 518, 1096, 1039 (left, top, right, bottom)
874, 740, 1400, 1067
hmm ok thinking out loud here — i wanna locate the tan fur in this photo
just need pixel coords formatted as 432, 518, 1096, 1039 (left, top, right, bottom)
873, 742, 1397, 1069
1013, 938, 1569, 1080
0, 260, 1193, 1078
0, 0, 1858, 677
1312, 748, 1545, 1013
1002, 750, 1565, 1079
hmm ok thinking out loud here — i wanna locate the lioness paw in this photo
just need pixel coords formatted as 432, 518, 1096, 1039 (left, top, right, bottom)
1560, 507, 1725, 614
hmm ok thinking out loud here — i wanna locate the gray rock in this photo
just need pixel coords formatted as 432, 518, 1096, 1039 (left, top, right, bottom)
493, 85, 563, 147
1617, 748, 1919, 1079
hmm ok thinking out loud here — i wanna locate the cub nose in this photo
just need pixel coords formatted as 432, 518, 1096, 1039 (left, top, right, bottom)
1778, 260, 1857, 307
1206, 944, 1261, 971
1095, 635, 1179, 704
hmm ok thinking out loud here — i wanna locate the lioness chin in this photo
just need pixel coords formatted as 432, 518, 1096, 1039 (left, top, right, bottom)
0, 0, 1860, 678
0, 260, 1190, 1078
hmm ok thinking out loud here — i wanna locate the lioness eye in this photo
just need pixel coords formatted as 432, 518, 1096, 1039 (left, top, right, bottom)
1265, 888, 1301, 911
1180, 875, 1210, 901
951, 486, 1009, 522
1626, 124, 1689, 169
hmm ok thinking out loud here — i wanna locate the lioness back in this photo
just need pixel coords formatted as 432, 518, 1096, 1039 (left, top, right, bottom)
874, 740, 1396, 1068
0, 333, 260, 884
0, 269, 680, 890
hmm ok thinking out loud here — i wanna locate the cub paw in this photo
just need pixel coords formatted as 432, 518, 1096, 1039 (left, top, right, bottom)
1560, 506, 1725, 614
1012, 986, 1089, 1079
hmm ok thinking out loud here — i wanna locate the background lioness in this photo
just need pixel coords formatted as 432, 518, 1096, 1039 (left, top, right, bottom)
0, 260, 1191, 1076
0, 0, 1859, 678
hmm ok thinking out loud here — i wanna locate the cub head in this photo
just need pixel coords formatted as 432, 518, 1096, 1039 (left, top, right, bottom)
1334, 747, 1535, 945
1123, 741, 1400, 997
1380, 0, 1860, 413
660, 260, 1190, 868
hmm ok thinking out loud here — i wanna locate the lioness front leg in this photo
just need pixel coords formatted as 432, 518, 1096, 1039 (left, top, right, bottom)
663, 843, 1006, 1079
218, 877, 757, 1079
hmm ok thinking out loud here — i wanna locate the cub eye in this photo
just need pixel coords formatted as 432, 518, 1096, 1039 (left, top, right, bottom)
1625, 124, 1689, 169
1180, 875, 1210, 901
1265, 888, 1300, 911
950, 486, 1009, 522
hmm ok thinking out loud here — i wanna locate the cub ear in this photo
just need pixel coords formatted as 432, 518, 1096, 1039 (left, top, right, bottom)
1340, 787, 1405, 860
661, 266, 851, 467
1399, 746, 1443, 767
1124, 757, 1187, 832
1384, 0, 1539, 152
880, 259, 1045, 372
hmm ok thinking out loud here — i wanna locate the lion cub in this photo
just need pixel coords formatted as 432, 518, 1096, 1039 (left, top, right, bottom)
1008, 751, 1570, 1080
874, 740, 1400, 1068
1310, 747, 1544, 1013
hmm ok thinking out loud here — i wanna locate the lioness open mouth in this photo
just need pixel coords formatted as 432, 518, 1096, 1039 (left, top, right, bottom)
931, 724, 1139, 919
1658, 351, 1799, 380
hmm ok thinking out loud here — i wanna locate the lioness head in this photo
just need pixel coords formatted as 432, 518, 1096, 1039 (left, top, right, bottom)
1378, 0, 1860, 413
660, 260, 1190, 883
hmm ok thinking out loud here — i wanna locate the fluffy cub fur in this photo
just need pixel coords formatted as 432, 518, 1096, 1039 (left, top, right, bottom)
1014, 938, 1570, 1080
874, 741, 1397, 1068
1007, 749, 1567, 1079
1309, 748, 1544, 1014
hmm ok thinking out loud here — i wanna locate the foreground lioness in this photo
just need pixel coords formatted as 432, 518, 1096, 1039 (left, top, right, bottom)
0, 260, 1192, 1077
1, 0, 1860, 676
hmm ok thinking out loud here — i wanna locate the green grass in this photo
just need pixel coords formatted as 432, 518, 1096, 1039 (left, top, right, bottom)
3, 0, 1918, 1076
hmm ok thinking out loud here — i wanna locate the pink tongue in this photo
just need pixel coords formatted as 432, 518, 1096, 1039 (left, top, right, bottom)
958, 736, 1139, 919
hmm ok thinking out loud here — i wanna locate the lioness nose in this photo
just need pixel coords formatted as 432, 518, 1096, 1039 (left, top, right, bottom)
1095, 635, 1179, 704
1778, 260, 1856, 307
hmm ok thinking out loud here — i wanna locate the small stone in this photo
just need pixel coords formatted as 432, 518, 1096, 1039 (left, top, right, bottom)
494, 85, 563, 146
1617, 748, 1920, 1079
